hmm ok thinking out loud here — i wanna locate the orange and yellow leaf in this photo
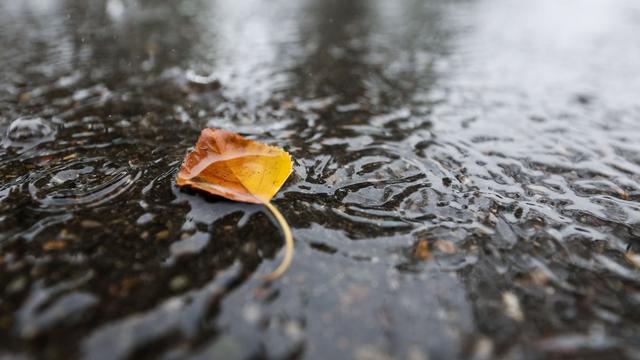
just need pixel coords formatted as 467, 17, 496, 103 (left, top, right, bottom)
176, 128, 294, 280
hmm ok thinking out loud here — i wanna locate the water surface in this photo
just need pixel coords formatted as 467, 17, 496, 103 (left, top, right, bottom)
2, 0, 640, 359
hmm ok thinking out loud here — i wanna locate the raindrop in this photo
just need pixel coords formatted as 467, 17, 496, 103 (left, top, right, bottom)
2, 117, 56, 151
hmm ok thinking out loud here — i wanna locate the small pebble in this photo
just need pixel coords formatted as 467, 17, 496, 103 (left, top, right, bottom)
502, 291, 524, 321
42, 240, 66, 251
169, 275, 189, 291
434, 240, 456, 254
7, 276, 27, 294
136, 213, 154, 225
243, 304, 261, 323
155, 230, 171, 241
81, 220, 102, 228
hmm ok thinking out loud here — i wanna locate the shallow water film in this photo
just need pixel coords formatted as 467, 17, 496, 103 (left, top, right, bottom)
2, 0, 640, 359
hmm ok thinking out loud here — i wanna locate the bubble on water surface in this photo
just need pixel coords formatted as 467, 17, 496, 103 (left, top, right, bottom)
2, 117, 57, 151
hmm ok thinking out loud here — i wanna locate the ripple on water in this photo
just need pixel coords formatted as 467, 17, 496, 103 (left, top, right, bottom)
15, 273, 97, 339
27, 157, 140, 212
2, 0, 640, 359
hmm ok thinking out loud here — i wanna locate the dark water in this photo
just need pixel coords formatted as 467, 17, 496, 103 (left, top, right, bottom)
2, 0, 640, 359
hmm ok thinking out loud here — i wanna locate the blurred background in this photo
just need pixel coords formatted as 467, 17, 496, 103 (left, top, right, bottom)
2, 0, 640, 359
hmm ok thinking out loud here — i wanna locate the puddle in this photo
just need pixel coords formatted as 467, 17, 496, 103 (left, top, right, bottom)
1, 0, 640, 358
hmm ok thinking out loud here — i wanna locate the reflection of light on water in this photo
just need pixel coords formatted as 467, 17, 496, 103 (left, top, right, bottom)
452, 0, 640, 107
0, 0, 72, 72
426, 0, 640, 253
0, 0, 60, 15
106, 0, 125, 21
195, 0, 309, 106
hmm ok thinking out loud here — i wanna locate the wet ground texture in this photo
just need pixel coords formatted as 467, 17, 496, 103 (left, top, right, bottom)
2, 0, 640, 359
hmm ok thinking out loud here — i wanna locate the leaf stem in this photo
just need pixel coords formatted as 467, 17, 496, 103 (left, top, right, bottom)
262, 201, 294, 281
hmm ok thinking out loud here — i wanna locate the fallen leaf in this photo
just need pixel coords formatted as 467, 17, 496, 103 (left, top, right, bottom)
625, 251, 640, 269
502, 291, 524, 321
177, 128, 292, 204
528, 268, 550, 286
434, 239, 456, 254
155, 230, 171, 241
42, 240, 66, 251
413, 239, 432, 260
176, 128, 294, 280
